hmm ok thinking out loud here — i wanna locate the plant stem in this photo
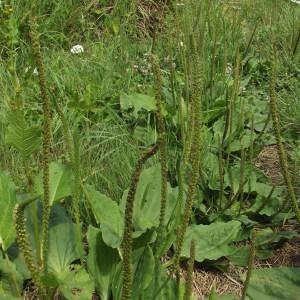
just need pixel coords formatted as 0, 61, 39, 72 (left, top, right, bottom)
30, 18, 52, 271
183, 239, 195, 300
121, 144, 159, 300
173, 34, 203, 280
152, 55, 168, 245
241, 231, 256, 300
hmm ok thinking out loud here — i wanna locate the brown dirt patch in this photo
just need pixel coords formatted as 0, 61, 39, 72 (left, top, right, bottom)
265, 233, 300, 267
136, 0, 170, 36
255, 144, 283, 185
189, 226, 300, 300
189, 265, 243, 299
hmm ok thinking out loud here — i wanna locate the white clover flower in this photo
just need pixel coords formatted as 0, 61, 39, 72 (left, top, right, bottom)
70, 44, 84, 54
33, 67, 39, 76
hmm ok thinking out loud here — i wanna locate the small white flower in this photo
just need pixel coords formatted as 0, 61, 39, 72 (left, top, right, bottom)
226, 63, 233, 76
180, 41, 184, 47
70, 44, 84, 54
33, 67, 39, 76
290, 0, 300, 4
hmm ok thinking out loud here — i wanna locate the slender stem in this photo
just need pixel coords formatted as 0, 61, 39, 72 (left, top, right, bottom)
183, 239, 195, 300
151, 55, 168, 245
121, 144, 159, 300
241, 231, 256, 300
174, 34, 203, 280
30, 18, 52, 271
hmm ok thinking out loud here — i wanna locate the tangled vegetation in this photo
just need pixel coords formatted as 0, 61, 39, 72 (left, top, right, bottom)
0, 1, 300, 299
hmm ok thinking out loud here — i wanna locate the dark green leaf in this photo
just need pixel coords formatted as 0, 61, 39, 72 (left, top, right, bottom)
255, 228, 297, 247
0, 256, 23, 297
87, 225, 119, 300
35, 162, 72, 206
57, 266, 94, 300
120, 165, 178, 231
47, 221, 80, 274
84, 184, 123, 248
120, 92, 156, 117
181, 221, 241, 262
245, 267, 300, 300
142, 260, 186, 300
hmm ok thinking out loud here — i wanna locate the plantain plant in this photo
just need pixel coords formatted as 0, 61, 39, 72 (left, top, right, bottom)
1, 1, 300, 300
151, 54, 168, 247
173, 32, 203, 280
29, 17, 52, 272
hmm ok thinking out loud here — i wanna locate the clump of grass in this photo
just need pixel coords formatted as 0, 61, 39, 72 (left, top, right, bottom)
269, 45, 300, 224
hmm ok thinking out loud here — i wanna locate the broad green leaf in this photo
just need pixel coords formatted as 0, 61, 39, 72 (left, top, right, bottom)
0, 172, 17, 250
228, 245, 274, 267
87, 226, 119, 300
111, 234, 157, 300
58, 266, 94, 300
7, 204, 76, 280
47, 221, 79, 274
142, 260, 188, 300
84, 184, 123, 248
245, 267, 300, 300
251, 182, 273, 197
40, 272, 59, 289
120, 92, 156, 117
227, 246, 250, 266
202, 152, 220, 190
255, 228, 297, 247
111, 256, 189, 300
120, 165, 178, 231
35, 162, 72, 205
0, 256, 23, 297
132, 246, 155, 300
247, 189, 284, 216
181, 221, 241, 262
5, 110, 41, 157
229, 130, 255, 152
